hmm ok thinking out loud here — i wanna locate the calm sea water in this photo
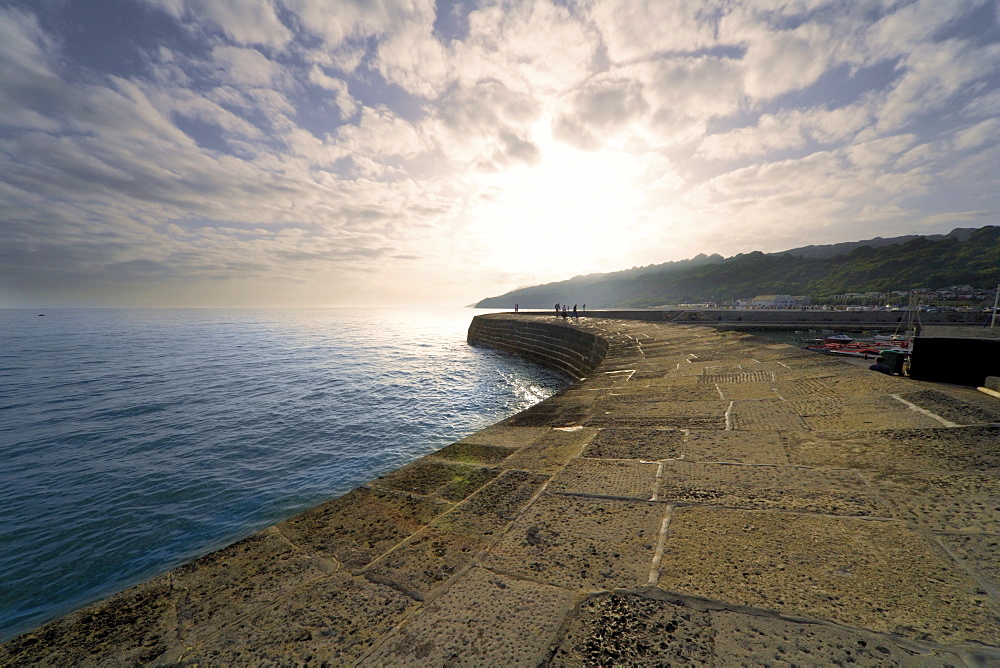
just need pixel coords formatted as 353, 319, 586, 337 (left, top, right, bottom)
0, 308, 567, 642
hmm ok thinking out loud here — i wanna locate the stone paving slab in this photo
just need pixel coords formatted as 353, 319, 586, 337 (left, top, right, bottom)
548, 591, 715, 666
500, 427, 596, 473
501, 395, 593, 426
365, 470, 547, 597
716, 382, 781, 400
820, 372, 915, 396
177, 571, 415, 665
656, 461, 883, 516
454, 425, 548, 448
709, 607, 968, 666
0, 576, 177, 666
729, 399, 811, 431
587, 413, 728, 429
773, 377, 844, 400
549, 458, 658, 500
938, 533, 1000, 595
804, 408, 945, 431
171, 528, 333, 645
592, 398, 729, 417
484, 494, 665, 591
640, 382, 724, 401
789, 395, 912, 419
371, 459, 501, 502
868, 471, 1000, 533
783, 425, 1000, 472
368, 567, 574, 666
898, 389, 1000, 425
277, 486, 452, 571
430, 441, 518, 465
682, 429, 790, 465
581, 427, 685, 459
657, 506, 1000, 644
548, 591, 969, 667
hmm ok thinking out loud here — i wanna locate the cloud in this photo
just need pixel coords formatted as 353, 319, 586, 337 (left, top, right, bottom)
147, 0, 292, 48
210, 46, 283, 86
584, 0, 725, 62
1, 0, 998, 307
553, 75, 648, 150
307, 66, 359, 117
697, 101, 874, 160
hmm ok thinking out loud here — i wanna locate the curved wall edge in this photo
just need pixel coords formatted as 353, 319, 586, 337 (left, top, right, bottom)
467, 314, 608, 380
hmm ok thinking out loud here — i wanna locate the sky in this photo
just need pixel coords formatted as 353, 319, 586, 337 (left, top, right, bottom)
1, 0, 998, 308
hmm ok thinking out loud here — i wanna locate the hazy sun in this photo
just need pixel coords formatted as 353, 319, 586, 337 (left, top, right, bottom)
469, 122, 643, 279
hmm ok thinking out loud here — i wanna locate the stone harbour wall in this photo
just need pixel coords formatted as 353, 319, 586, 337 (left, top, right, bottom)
4, 314, 1000, 666
467, 314, 608, 379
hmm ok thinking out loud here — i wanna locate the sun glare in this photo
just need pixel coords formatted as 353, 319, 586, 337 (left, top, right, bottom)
470, 123, 642, 280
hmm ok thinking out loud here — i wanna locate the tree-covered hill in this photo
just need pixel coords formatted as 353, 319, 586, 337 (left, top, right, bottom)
475, 226, 1000, 308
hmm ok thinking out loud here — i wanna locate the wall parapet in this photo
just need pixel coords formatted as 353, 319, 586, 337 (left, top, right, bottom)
467, 314, 608, 380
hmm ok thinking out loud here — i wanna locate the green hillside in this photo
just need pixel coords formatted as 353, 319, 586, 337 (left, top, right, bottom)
475, 226, 1000, 308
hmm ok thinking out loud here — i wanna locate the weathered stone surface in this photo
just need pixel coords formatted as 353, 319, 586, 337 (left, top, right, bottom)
0, 577, 177, 667
729, 398, 811, 431
581, 426, 685, 459
549, 592, 715, 666
897, 389, 1000, 425
454, 424, 548, 448
500, 427, 596, 473
657, 507, 1000, 644
368, 567, 574, 666
682, 429, 789, 465
869, 471, 1000, 532
431, 440, 518, 465
549, 458, 658, 500
365, 470, 546, 596
783, 425, 1000, 472
177, 571, 414, 665
710, 608, 967, 666
277, 486, 452, 571
656, 461, 883, 516
484, 494, 665, 590
370, 459, 500, 501
171, 528, 332, 645
6, 314, 1000, 664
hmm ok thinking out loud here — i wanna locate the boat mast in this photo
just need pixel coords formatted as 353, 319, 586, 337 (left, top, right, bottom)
992, 283, 999, 328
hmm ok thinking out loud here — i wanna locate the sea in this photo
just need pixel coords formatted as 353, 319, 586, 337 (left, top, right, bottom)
0, 307, 568, 642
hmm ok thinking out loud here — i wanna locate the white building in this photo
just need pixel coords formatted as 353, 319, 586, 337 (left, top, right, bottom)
749, 294, 811, 308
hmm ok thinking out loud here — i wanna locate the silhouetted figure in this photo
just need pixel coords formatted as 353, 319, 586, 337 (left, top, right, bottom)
573, 304, 578, 318
554, 303, 560, 316
514, 304, 518, 313
869, 357, 892, 375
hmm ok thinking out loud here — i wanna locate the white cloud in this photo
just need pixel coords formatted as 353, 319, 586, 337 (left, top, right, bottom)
552, 75, 648, 150
876, 40, 1000, 132
584, 0, 726, 62
210, 46, 282, 86
456, 1, 599, 95
307, 67, 359, 117
147, 0, 292, 48
697, 101, 875, 160
953, 118, 1000, 152
283, 0, 425, 47
2, 0, 999, 307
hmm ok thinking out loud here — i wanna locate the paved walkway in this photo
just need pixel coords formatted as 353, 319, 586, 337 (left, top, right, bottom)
3, 317, 1000, 665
